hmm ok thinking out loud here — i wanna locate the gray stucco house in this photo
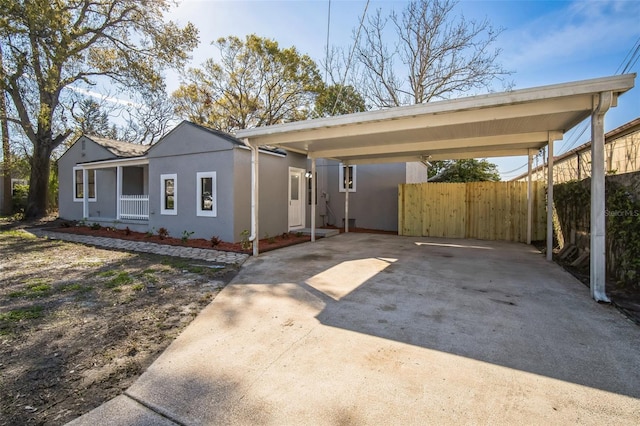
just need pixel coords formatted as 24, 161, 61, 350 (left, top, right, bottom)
58, 120, 427, 242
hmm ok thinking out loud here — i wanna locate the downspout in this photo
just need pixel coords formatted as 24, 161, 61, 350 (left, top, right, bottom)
242, 138, 259, 256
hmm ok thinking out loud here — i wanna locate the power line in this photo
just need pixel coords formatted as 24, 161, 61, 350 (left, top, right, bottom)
324, 0, 332, 86
615, 35, 640, 74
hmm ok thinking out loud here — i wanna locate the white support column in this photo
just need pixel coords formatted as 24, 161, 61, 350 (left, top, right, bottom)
251, 145, 260, 256
344, 164, 349, 233
116, 166, 123, 220
311, 158, 316, 242
546, 137, 554, 261
527, 149, 533, 245
82, 168, 89, 219
590, 92, 612, 302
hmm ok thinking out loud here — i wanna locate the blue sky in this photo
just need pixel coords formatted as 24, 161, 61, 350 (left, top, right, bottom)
168, 0, 640, 178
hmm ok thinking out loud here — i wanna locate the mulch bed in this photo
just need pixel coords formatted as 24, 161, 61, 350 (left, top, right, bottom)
52, 225, 311, 254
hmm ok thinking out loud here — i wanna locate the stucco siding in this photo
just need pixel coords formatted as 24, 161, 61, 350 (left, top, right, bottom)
324, 161, 405, 231
233, 148, 307, 242
148, 148, 236, 242
58, 137, 117, 220
147, 122, 239, 159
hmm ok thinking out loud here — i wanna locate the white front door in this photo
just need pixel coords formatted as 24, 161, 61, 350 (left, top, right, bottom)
288, 168, 305, 230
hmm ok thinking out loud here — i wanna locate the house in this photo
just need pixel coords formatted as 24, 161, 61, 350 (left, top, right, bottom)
58, 120, 428, 241
511, 116, 640, 183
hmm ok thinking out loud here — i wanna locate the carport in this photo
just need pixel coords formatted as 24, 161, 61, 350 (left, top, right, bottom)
236, 74, 636, 302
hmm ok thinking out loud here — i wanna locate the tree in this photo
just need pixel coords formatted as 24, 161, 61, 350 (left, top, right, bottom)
356, 0, 511, 108
428, 159, 500, 182
1, 45, 11, 214
173, 34, 323, 132
120, 90, 176, 145
0, 0, 199, 218
73, 98, 116, 139
314, 84, 366, 117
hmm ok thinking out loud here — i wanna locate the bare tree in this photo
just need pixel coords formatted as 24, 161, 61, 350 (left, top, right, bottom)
121, 90, 177, 145
356, 0, 512, 108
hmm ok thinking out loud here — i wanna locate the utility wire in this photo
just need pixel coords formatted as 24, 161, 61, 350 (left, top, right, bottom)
324, 0, 332, 86
615, 35, 640, 74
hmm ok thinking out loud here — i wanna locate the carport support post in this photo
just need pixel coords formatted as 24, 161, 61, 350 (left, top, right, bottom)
527, 149, 533, 245
546, 137, 554, 261
311, 158, 316, 242
590, 92, 612, 302
344, 163, 349, 233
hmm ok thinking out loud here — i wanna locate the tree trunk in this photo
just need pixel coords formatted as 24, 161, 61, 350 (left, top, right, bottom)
1, 91, 11, 216
25, 143, 52, 219
1, 43, 12, 215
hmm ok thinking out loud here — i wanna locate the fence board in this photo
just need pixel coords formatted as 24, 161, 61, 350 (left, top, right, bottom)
399, 181, 546, 242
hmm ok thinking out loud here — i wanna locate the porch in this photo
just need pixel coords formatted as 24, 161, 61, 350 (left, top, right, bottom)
78, 156, 150, 225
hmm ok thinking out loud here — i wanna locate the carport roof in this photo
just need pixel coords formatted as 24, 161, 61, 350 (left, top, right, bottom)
235, 74, 635, 164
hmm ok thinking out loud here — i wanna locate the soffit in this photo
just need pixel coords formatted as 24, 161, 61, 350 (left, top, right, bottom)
235, 74, 636, 164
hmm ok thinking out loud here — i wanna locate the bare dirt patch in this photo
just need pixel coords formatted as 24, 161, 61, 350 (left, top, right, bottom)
0, 225, 239, 425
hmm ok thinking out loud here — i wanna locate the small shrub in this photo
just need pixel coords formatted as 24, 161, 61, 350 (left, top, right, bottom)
157, 227, 169, 240
265, 232, 275, 244
281, 232, 290, 239
90, 222, 102, 230
240, 229, 252, 251
125, 227, 132, 235
181, 230, 195, 243
210, 236, 222, 247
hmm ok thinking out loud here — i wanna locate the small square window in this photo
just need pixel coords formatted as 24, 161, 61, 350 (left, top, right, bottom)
196, 171, 217, 217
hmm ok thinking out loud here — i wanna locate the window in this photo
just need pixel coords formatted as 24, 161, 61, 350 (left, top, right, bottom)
196, 171, 217, 217
161, 174, 177, 215
73, 167, 96, 201
11, 179, 27, 196
339, 164, 356, 192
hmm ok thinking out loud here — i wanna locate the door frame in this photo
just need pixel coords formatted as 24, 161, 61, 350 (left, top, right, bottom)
288, 167, 306, 231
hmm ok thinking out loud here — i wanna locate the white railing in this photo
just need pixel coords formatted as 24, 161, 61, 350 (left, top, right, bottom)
120, 195, 149, 220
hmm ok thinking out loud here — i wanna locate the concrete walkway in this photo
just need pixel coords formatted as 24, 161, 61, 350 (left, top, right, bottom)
68, 233, 639, 425
31, 229, 249, 265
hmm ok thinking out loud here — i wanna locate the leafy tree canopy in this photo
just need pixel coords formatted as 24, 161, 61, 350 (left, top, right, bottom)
0, 0, 199, 218
314, 84, 366, 117
172, 34, 323, 132
429, 159, 501, 182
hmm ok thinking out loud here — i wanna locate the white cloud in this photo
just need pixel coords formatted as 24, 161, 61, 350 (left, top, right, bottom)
502, 0, 640, 76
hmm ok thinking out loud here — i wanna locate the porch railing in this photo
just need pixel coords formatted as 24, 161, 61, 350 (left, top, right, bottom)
120, 195, 149, 220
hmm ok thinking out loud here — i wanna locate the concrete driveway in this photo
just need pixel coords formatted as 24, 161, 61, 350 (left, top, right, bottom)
70, 233, 640, 425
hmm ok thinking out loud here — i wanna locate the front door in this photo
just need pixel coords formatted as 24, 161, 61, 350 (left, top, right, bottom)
288, 168, 305, 230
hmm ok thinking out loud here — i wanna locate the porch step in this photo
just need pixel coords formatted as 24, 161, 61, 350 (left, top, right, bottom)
297, 228, 340, 238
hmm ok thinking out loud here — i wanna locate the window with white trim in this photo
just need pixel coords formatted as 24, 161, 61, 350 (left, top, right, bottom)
161, 174, 177, 215
196, 171, 217, 217
73, 167, 96, 201
339, 164, 356, 192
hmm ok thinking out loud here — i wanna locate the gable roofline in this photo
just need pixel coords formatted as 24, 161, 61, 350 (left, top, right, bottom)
147, 120, 287, 156
84, 135, 149, 157
510, 116, 640, 181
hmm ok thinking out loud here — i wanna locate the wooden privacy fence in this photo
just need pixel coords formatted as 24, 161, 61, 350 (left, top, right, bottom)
398, 181, 546, 242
